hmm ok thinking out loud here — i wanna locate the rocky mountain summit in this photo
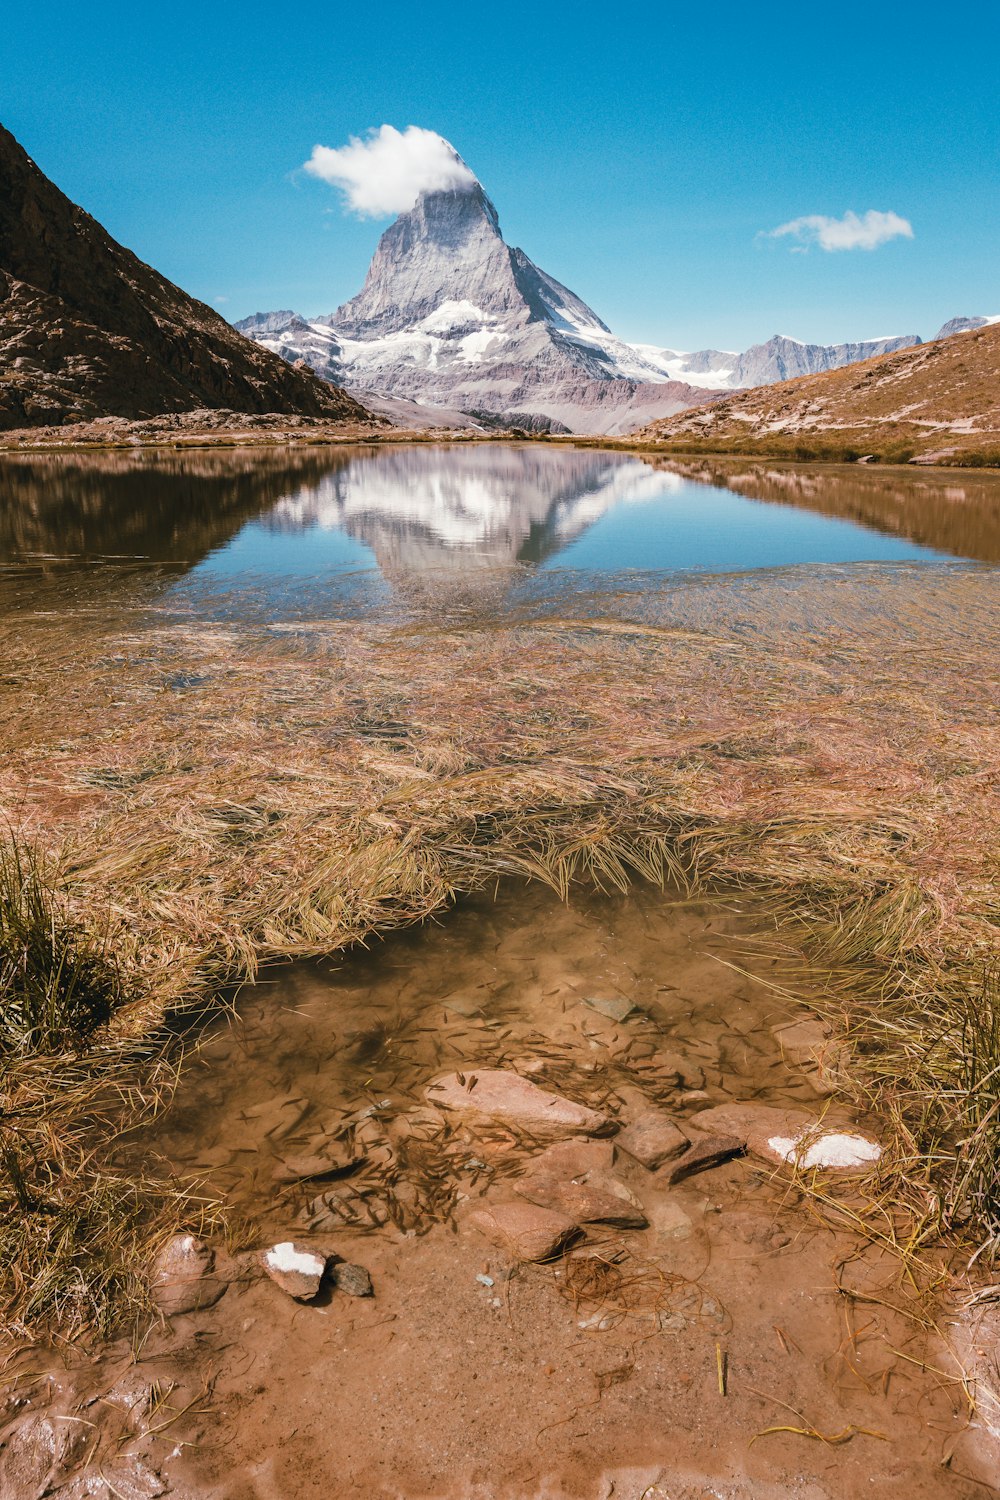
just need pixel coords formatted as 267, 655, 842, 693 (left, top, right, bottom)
0, 124, 369, 431
239, 154, 991, 433
238, 175, 721, 434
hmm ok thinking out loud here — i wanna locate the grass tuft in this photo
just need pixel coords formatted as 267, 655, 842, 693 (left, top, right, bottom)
0, 836, 122, 1054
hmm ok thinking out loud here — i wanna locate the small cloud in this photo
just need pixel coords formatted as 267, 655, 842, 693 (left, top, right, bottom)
213, 295, 229, 305
302, 124, 477, 218
764, 209, 914, 252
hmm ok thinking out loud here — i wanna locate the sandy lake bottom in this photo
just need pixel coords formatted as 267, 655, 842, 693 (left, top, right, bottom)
5, 882, 996, 1499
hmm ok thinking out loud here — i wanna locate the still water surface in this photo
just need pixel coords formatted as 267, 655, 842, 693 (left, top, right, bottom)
2, 443, 998, 616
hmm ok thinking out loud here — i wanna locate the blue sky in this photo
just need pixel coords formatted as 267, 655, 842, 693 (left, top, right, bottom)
3, 1, 998, 350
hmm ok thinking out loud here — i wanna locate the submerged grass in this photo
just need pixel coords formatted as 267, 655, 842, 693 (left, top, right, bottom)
0, 564, 999, 1334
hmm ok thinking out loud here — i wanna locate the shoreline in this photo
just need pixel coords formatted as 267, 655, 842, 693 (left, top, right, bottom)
1, 410, 999, 468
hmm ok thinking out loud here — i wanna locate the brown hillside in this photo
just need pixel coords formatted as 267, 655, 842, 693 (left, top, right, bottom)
0, 125, 370, 430
637, 321, 1000, 464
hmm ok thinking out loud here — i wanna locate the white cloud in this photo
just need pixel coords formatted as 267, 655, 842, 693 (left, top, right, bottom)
765, 209, 914, 252
302, 125, 477, 218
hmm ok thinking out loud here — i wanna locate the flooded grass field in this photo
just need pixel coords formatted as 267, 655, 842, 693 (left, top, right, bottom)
2, 444, 1000, 1497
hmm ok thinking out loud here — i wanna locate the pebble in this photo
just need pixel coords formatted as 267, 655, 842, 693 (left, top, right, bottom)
331, 1261, 374, 1297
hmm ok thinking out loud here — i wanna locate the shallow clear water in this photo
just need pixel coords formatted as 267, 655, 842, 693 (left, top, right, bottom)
2, 442, 998, 621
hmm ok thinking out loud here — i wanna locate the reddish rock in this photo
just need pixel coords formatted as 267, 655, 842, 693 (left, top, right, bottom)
514, 1138, 648, 1227
151, 1234, 227, 1317
688, 1103, 815, 1164
468, 1202, 580, 1262
617, 1113, 689, 1170
426, 1069, 613, 1139
663, 1133, 743, 1184
688, 1102, 880, 1171
260, 1241, 328, 1301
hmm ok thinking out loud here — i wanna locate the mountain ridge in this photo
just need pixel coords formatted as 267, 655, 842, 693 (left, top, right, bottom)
0, 123, 370, 431
635, 320, 1000, 464
239, 169, 989, 433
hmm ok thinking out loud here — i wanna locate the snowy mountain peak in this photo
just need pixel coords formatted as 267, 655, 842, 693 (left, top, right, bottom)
331, 183, 514, 338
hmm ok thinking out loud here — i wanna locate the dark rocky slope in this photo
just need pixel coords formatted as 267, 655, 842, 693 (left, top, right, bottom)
0, 124, 369, 430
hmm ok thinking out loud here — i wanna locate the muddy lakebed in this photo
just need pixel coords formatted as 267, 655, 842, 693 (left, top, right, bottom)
4, 885, 994, 1499
3, 445, 1000, 1498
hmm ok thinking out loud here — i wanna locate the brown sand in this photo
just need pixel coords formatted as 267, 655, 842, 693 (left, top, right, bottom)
5, 886, 993, 1498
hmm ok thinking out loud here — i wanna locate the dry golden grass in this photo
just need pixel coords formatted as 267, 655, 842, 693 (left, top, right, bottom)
1, 562, 999, 1330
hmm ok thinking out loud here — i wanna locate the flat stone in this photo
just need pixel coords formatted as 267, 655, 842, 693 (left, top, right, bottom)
51, 1457, 166, 1499
662, 1133, 743, 1184
647, 1198, 694, 1240
0, 1413, 90, 1499
151, 1233, 227, 1317
332, 1262, 374, 1297
260, 1241, 328, 1301
441, 995, 485, 1016
468, 1202, 580, 1262
617, 1113, 689, 1169
271, 1148, 362, 1183
688, 1102, 878, 1171
514, 1139, 648, 1227
426, 1069, 614, 1139
303, 1188, 388, 1229
583, 994, 638, 1022
688, 1102, 815, 1164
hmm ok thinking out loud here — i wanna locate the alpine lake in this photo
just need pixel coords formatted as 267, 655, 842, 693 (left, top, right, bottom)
2, 443, 1000, 1500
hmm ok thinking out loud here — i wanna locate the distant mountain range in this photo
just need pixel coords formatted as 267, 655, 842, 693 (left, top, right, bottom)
237, 150, 996, 435
637, 319, 1000, 464
0, 124, 370, 431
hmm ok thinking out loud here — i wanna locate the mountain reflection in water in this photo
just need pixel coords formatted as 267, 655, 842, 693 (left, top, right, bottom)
1, 444, 998, 611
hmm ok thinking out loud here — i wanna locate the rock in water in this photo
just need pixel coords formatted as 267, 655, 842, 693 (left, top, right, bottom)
616, 1113, 689, 1169
151, 1234, 227, 1316
663, 1134, 743, 1184
0, 123, 370, 431
513, 1139, 648, 1227
583, 994, 638, 1022
426, 1069, 614, 1138
260, 1242, 328, 1301
468, 1202, 581, 1262
687, 1102, 880, 1172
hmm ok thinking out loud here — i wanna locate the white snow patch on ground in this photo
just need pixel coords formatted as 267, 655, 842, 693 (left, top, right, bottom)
416, 300, 492, 333
769, 1132, 882, 1170
265, 1243, 326, 1276
625, 342, 738, 389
